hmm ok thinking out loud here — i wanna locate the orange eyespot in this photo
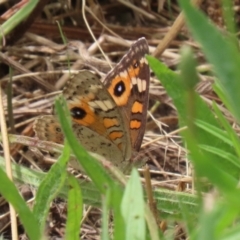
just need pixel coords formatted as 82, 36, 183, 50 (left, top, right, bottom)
107, 76, 131, 106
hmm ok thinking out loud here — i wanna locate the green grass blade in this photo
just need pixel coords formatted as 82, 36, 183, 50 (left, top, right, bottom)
65, 174, 83, 239
146, 56, 217, 128
212, 102, 240, 158
194, 201, 239, 240
221, 224, 240, 240
0, 0, 39, 43
147, 56, 238, 178
147, 54, 240, 204
0, 166, 41, 239
112, 190, 126, 240
199, 144, 240, 169
0, 156, 199, 220
121, 169, 145, 240
101, 189, 110, 240
33, 143, 70, 232
179, 0, 240, 123
194, 120, 232, 146
144, 204, 161, 240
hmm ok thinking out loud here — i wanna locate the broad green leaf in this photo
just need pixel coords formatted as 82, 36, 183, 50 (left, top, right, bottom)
121, 169, 145, 240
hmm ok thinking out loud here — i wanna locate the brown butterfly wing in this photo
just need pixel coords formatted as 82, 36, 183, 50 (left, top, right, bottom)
103, 38, 150, 151
33, 115, 64, 144
62, 70, 132, 161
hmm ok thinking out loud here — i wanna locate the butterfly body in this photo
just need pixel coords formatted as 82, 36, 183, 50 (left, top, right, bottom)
34, 38, 150, 172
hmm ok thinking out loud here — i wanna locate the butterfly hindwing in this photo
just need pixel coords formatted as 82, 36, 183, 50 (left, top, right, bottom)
33, 115, 126, 167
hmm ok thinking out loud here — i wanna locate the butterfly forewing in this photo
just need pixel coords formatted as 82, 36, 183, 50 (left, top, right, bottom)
103, 38, 150, 151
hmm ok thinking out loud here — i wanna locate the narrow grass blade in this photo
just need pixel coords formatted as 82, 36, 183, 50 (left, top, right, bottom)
0, 156, 199, 220
194, 120, 231, 146
0, 0, 39, 42
33, 143, 70, 232
212, 102, 240, 158
0, 167, 41, 239
65, 174, 83, 240
199, 144, 240, 169
179, 0, 240, 123
101, 189, 110, 240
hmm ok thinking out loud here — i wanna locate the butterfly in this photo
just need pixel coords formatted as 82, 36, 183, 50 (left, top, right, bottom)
34, 38, 150, 173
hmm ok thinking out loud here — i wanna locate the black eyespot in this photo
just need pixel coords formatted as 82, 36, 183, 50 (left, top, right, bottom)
114, 81, 125, 97
71, 107, 86, 119
133, 60, 139, 68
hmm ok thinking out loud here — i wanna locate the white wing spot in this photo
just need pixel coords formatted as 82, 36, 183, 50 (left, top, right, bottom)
104, 100, 114, 110
120, 70, 128, 78
92, 100, 115, 111
132, 77, 137, 85
142, 80, 147, 91
89, 101, 98, 108
137, 78, 142, 92
140, 57, 148, 64
95, 100, 108, 111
